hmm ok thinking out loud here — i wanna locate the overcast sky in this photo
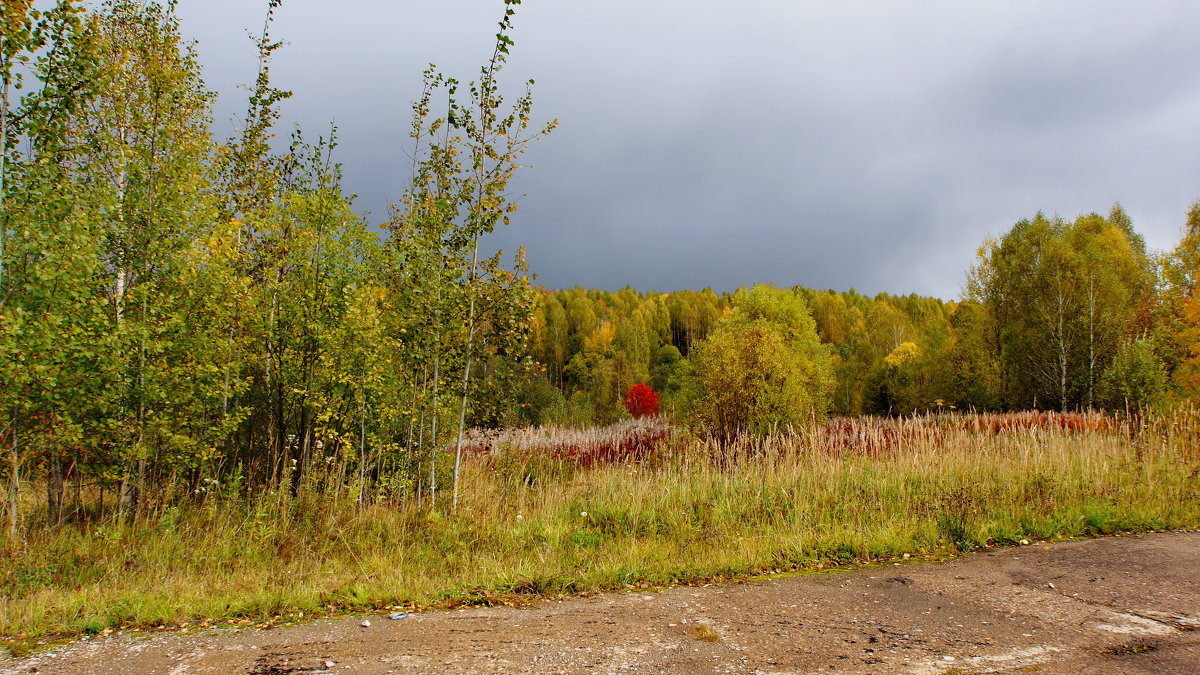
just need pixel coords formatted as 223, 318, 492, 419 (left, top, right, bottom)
173, 1, 1200, 300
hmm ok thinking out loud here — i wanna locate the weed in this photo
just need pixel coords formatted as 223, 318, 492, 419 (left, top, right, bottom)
693, 623, 720, 642
1103, 641, 1157, 656
571, 531, 604, 548
79, 616, 108, 636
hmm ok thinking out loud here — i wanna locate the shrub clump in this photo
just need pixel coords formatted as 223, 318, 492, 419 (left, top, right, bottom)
624, 383, 661, 418
687, 284, 834, 442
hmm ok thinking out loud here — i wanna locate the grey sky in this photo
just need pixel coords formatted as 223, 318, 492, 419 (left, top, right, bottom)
174, 1, 1200, 299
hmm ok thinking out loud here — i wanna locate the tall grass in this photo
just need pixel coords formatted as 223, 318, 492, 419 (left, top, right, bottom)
2, 408, 1198, 649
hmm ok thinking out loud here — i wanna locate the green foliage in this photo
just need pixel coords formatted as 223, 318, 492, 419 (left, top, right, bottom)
968, 208, 1152, 411
2, 0, 108, 534
688, 285, 834, 441
1096, 340, 1167, 411
0, 0, 551, 530
944, 300, 1001, 411
649, 345, 689, 396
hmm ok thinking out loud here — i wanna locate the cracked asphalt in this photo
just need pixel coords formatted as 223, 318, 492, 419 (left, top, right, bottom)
3, 531, 1197, 674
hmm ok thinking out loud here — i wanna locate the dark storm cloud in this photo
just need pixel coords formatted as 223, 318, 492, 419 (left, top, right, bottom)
173, 0, 1200, 299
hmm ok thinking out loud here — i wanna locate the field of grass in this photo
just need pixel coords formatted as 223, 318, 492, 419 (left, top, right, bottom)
2, 409, 1199, 653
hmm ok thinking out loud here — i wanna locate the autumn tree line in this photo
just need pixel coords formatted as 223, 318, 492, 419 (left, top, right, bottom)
1, 0, 553, 531
518, 203, 1200, 427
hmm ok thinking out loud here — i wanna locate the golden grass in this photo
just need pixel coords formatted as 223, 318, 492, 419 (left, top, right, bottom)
1, 409, 1198, 650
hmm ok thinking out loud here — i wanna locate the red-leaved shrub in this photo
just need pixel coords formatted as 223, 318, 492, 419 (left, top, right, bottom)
624, 383, 660, 418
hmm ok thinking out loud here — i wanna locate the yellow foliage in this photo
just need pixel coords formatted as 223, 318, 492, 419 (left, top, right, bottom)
1174, 293, 1200, 398
884, 341, 921, 368
583, 321, 615, 355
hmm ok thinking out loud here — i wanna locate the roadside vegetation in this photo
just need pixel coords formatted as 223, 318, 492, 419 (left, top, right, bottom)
4, 0, 1200, 656
3, 408, 1198, 647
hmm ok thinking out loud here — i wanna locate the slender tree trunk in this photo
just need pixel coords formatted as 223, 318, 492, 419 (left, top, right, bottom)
1057, 285, 1069, 414
134, 101, 162, 517
302, 355, 318, 492
122, 289, 151, 519
406, 371, 420, 460
450, 35, 508, 512
452, 238, 480, 513
358, 369, 367, 505
133, 451, 146, 517
71, 459, 81, 521
427, 270, 444, 509
7, 415, 17, 537
112, 126, 136, 519
415, 366, 428, 507
293, 404, 312, 496
268, 293, 287, 487
117, 473, 130, 520
1086, 276, 1097, 410
0, 64, 8, 292
428, 354, 440, 509
48, 447, 64, 527
274, 378, 286, 485
113, 127, 129, 324
118, 430, 144, 520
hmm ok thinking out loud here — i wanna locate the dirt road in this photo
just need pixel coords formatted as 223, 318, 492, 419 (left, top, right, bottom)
3, 531, 1198, 674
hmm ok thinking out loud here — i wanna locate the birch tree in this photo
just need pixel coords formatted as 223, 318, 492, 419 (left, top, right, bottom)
1, 0, 102, 533
64, 0, 218, 517
969, 209, 1151, 411
384, 0, 551, 510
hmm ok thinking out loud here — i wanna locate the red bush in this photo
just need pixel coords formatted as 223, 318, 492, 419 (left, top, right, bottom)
624, 383, 660, 418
